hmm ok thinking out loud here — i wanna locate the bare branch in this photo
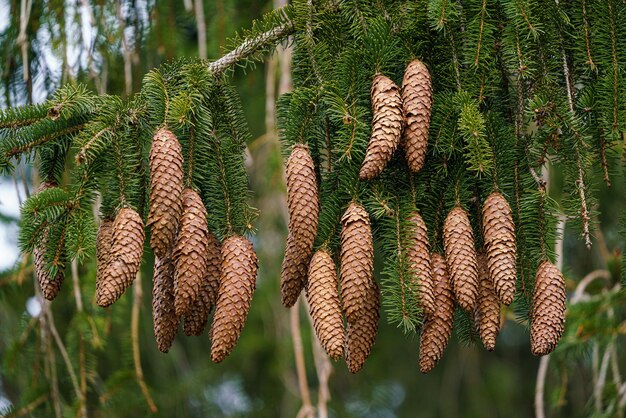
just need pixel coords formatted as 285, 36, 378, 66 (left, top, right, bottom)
208, 21, 295, 76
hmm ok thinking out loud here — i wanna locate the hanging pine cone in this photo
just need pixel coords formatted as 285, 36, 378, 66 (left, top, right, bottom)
33, 182, 65, 300
211, 235, 258, 363
96, 207, 145, 307
482, 191, 516, 305
401, 59, 432, 173
345, 280, 380, 373
474, 253, 500, 351
173, 188, 210, 317
419, 253, 455, 374
406, 212, 435, 317
530, 260, 566, 356
359, 74, 403, 180
34, 237, 65, 301
95, 219, 113, 294
183, 231, 221, 336
306, 250, 344, 360
340, 202, 374, 324
443, 206, 479, 312
281, 144, 319, 308
148, 128, 184, 259
152, 254, 179, 353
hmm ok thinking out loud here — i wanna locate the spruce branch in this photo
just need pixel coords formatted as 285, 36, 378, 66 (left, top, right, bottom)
207, 20, 295, 76
581, 0, 595, 71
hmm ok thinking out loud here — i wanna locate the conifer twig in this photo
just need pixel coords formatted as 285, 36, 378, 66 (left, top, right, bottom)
208, 20, 295, 76
71, 260, 88, 418
47, 306, 83, 407
290, 300, 314, 418
289, 302, 314, 418
131, 271, 158, 413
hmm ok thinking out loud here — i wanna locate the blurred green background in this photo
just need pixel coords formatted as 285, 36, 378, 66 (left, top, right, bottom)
0, 1, 624, 417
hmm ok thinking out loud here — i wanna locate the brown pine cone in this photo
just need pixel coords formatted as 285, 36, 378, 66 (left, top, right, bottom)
281, 144, 319, 307
359, 74, 403, 180
474, 253, 500, 351
401, 59, 432, 173
34, 239, 65, 300
97, 207, 145, 307
33, 182, 65, 300
345, 280, 380, 373
419, 253, 455, 373
148, 128, 184, 259
152, 254, 179, 353
173, 188, 210, 317
95, 219, 114, 294
340, 202, 374, 324
443, 206, 479, 311
406, 212, 435, 317
482, 192, 517, 305
210, 235, 258, 363
306, 250, 344, 360
183, 231, 221, 336
530, 260, 566, 356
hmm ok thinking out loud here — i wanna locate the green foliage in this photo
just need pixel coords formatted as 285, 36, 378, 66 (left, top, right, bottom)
0, 0, 625, 416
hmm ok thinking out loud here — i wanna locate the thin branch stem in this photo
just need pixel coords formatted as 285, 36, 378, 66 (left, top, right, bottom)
534, 354, 550, 418
290, 300, 314, 418
131, 271, 158, 413
71, 260, 87, 418
47, 307, 82, 405
207, 20, 295, 76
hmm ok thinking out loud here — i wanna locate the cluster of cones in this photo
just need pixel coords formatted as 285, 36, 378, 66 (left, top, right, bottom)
92, 128, 258, 363
278, 58, 566, 374
281, 145, 379, 373
359, 59, 432, 180
417, 195, 564, 373
145, 128, 258, 362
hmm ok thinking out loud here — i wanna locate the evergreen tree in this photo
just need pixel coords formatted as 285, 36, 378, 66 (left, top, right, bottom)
1, 0, 625, 416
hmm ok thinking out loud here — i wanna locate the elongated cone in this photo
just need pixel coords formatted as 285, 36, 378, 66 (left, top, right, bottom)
211, 235, 258, 363
345, 280, 380, 373
148, 128, 184, 258
152, 254, 178, 352
281, 144, 319, 307
173, 188, 210, 317
419, 253, 455, 373
406, 212, 435, 317
97, 207, 145, 307
482, 192, 517, 305
530, 261, 566, 356
401, 59, 432, 172
95, 219, 113, 292
359, 74, 403, 180
306, 250, 344, 360
33, 182, 65, 300
184, 231, 221, 336
474, 253, 500, 351
340, 202, 374, 324
443, 206, 479, 311
34, 236, 65, 300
